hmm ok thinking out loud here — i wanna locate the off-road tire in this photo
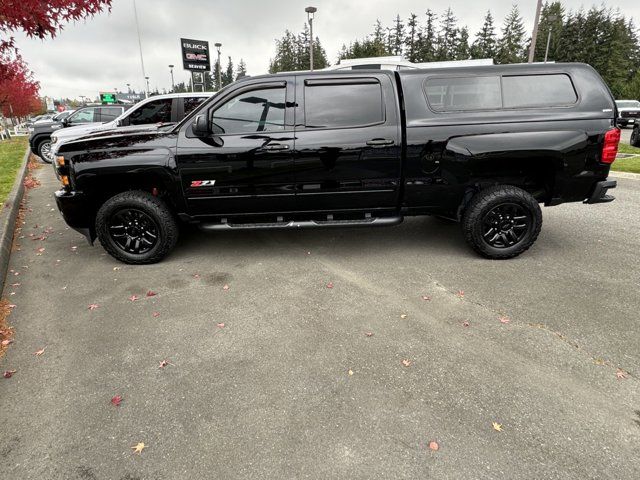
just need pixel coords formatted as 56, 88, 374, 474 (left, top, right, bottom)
36, 139, 53, 163
96, 191, 178, 264
461, 185, 542, 260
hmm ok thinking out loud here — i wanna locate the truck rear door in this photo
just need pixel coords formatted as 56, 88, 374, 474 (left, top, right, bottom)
293, 73, 402, 212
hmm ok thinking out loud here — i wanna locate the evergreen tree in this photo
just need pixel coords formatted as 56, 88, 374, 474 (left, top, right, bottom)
436, 8, 458, 61
236, 59, 247, 80
471, 11, 497, 59
222, 56, 234, 86
269, 24, 328, 72
405, 13, 419, 62
496, 5, 527, 64
455, 27, 470, 60
390, 15, 405, 56
212, 59, 223, 90
533, 2, 564, 62
415, 9, 437, 63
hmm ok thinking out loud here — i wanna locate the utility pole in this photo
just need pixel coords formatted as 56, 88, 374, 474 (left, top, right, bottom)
306, 7, 317, 71
528, 0, 543, 63
215, 43, 222, 89
168, 65, 175, 92
133, 0, 148, 97
544, 15, 558, 63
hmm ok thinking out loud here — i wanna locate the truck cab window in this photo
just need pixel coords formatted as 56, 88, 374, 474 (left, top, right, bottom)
210, 88, 286, 134
128, 98, 173, 125
184, 97, 206, 116
304, 82, 384, 128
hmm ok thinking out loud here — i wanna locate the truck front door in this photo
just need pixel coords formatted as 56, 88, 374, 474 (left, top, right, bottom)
293, 73, 402, 212
176, 79, 296, 216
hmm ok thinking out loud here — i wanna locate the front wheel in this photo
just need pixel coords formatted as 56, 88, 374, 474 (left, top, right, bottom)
96, 191, 179, 264
461, 185, 542, 259
37, 139, 54, 163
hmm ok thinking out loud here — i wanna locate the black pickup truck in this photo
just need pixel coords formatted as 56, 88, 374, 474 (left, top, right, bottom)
53, 63, 620, 264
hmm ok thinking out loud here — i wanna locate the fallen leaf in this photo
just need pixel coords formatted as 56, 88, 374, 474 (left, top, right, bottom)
146, 290, 157, 297
193, 273, 200, 279
113, 267, 121, 271
129, 295, 139, 302
111, 395, 122, 406
456, 290, 464, 298
33, 347, 46, 356
10, 283, 20, 287
401, 359, 412, 367
326, 282, 334, 289
3, 370, 16, 378
499, 316, 510, 324
88, 304, 99, 310
492, 422, 503, 432
364, 332, 374, 337
462, 321, 470, 327
36, 247, 45, 253
131, 442, 146, 454
222, 284, 229, 291
400, 314, 408, 319
593, 358, 606, 366
428, 440, 439, 451
152, 312, 160, 318
348, 369, 354, 376
616, 369, 628, 380
217, 322, 225, 328
421, 295, 432, 301
1, 339, 12, 346
159, 360, 171, 368
8, 304, 16, 309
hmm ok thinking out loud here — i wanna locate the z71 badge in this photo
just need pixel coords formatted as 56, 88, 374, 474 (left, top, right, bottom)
190, 180, 216, 187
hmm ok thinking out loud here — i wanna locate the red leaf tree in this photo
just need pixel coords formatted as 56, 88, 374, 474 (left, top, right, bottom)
1, 0, 112, 117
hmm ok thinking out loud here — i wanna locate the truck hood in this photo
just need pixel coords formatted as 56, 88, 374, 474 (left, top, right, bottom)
55, 124, 172, 154
52, 121, 114, 143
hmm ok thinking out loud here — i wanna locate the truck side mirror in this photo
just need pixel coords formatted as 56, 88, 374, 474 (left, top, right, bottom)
192, 115, 210, 136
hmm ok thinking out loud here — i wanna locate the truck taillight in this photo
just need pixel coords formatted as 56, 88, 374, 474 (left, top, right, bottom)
601, 128, 621, 164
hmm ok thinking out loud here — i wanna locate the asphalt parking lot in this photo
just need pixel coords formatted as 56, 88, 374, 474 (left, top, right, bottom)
1, 164, 639, 479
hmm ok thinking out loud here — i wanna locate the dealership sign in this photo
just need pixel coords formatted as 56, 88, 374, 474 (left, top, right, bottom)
180, 38, 211, 71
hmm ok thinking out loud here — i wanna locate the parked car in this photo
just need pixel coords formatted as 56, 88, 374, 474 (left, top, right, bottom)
615, 100, 640, 127
53, 63, 620, 264
29, 104, 130, 163
51, 93, 212, 148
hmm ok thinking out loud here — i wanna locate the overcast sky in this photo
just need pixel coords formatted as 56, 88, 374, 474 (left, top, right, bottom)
12, 0, 640, 99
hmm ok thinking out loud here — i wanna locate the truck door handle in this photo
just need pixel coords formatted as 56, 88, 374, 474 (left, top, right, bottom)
261, 143, 290, 152
366, 138, 395, 147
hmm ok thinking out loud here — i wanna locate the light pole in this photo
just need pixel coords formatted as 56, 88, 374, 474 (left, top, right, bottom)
528, 0, 543, 63
305, 6, 317, 71
126, 83, 131, 94
544, 15, 558, 63
215, 43, 222, 89
133, 0, 148, 97
168, 64, 175, 92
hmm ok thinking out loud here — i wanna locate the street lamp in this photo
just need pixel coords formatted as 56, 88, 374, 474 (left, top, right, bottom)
544, 15, 559, 63
305, 6, 317, 71
215, 43, 222, 89
126, 83, 131, 94
133, 0, 148, 98
145, 76, 150, 95
168, 64, 175, 92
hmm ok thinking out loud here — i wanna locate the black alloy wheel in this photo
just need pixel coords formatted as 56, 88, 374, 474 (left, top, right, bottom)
481, 203, 531, 249
108, 208, 159, 255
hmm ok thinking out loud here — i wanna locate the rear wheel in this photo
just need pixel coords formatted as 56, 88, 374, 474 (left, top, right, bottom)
461, 185, 542, 259
37, 139, 53, 163
96, 191, 178, 264
631, 126, 640, 147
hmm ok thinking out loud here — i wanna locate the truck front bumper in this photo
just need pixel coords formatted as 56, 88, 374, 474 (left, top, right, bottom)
584, 180, 617, 204
54, 189, 96, 244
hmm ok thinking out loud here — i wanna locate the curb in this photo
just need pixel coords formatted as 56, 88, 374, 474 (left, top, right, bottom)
610, 170, 640, 180
0, 148, 31, 294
